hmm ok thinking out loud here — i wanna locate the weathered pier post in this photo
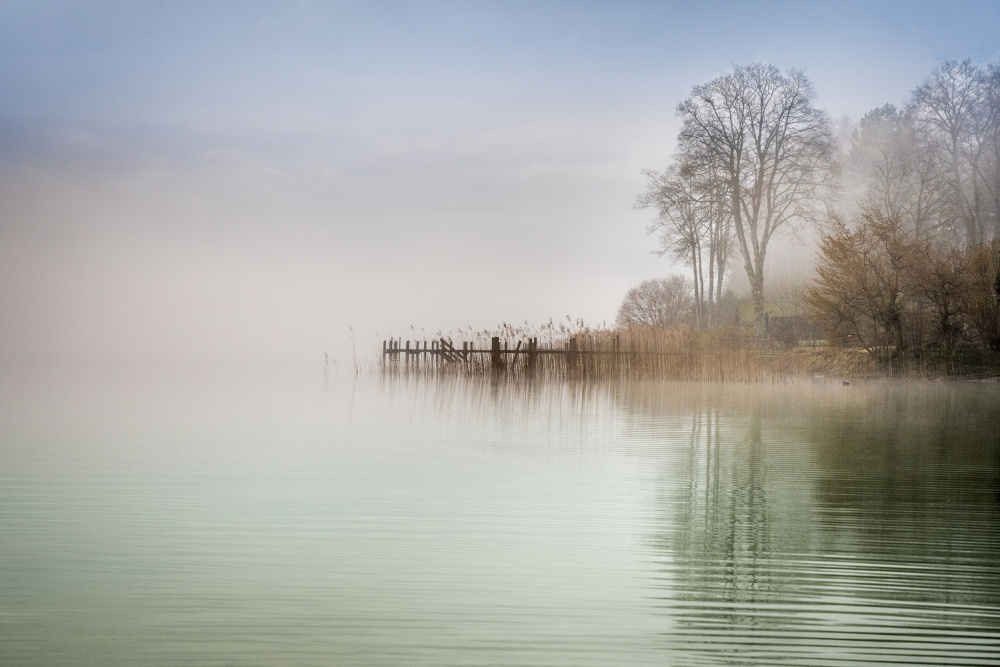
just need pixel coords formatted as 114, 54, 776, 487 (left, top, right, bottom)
526, 337, 538, 374
491, 336, 502, 373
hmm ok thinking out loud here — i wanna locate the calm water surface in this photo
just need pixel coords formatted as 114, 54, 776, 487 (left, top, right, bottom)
1, 365, 999, 665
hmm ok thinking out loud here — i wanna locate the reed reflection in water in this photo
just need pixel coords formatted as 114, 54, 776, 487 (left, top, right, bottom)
1, 369, 998, 666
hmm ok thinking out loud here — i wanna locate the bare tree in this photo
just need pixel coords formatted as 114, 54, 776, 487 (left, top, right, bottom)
982, 64, 1000, 241
675, 63, 837, 326
616, 276, 694, 329
637, 164, 732, 328
909, 59, 994, 247
846, 104, 947, 238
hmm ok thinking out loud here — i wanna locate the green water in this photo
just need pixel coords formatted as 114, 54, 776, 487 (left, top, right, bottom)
2, 368, 999, 665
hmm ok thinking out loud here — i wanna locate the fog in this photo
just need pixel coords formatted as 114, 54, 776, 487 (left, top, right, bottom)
2, 2, 998, 371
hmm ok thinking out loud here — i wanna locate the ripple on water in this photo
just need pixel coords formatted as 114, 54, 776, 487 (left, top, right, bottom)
0, 375, 998, 665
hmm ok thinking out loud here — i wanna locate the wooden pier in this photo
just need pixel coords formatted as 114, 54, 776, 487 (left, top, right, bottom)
380, 333, 786, 380
381, 336, 616, 372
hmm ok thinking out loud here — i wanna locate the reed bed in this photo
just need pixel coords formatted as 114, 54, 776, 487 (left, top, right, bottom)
371, 319, 1000, 382
378, 321, 808, 382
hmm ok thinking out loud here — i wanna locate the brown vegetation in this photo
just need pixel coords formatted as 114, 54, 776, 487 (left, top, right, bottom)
806, 210, 1000, 359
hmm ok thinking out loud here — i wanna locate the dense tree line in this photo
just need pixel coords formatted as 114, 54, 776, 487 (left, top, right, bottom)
806, 211, 1000, 354
629, 59, 1000, 359
811, 60, 1000, 354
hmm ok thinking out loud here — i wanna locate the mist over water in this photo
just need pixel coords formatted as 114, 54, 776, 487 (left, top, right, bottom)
4, 5, 1000, 665
4, 4, 1000, 368
2, 370, 998, 665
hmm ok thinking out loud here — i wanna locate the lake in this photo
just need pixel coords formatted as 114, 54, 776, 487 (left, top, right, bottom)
2, 364, 999, 665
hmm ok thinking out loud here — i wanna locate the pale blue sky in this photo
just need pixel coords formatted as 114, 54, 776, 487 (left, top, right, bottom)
2, 1, 999, 366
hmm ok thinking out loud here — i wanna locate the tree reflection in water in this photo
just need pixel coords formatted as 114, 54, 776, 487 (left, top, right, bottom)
618, 380, 1000, 664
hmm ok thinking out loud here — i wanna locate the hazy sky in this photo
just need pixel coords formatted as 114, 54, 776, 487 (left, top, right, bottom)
2, 1, 999, 367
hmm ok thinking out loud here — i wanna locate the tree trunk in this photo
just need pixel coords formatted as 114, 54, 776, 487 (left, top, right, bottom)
751, 277, 766, 333
691, 246, 703, 328
707, 241, 716, 328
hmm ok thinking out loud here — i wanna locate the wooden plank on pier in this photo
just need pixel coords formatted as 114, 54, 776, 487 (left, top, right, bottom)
437, 338, 463, 363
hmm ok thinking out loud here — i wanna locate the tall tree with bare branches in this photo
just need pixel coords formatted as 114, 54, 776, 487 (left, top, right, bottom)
674, 63, 838, 325
908, 59, 995, 247
846, 104, 947, 238
637, 164, 732, 328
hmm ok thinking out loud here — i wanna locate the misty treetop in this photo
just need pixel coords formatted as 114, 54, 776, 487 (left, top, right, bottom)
847, 59, 1000, 248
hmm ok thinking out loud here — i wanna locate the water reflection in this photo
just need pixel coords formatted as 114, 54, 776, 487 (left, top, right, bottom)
371, 376, 1000, 663
613, 380, 1000, 665
1, 370, 998, 665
